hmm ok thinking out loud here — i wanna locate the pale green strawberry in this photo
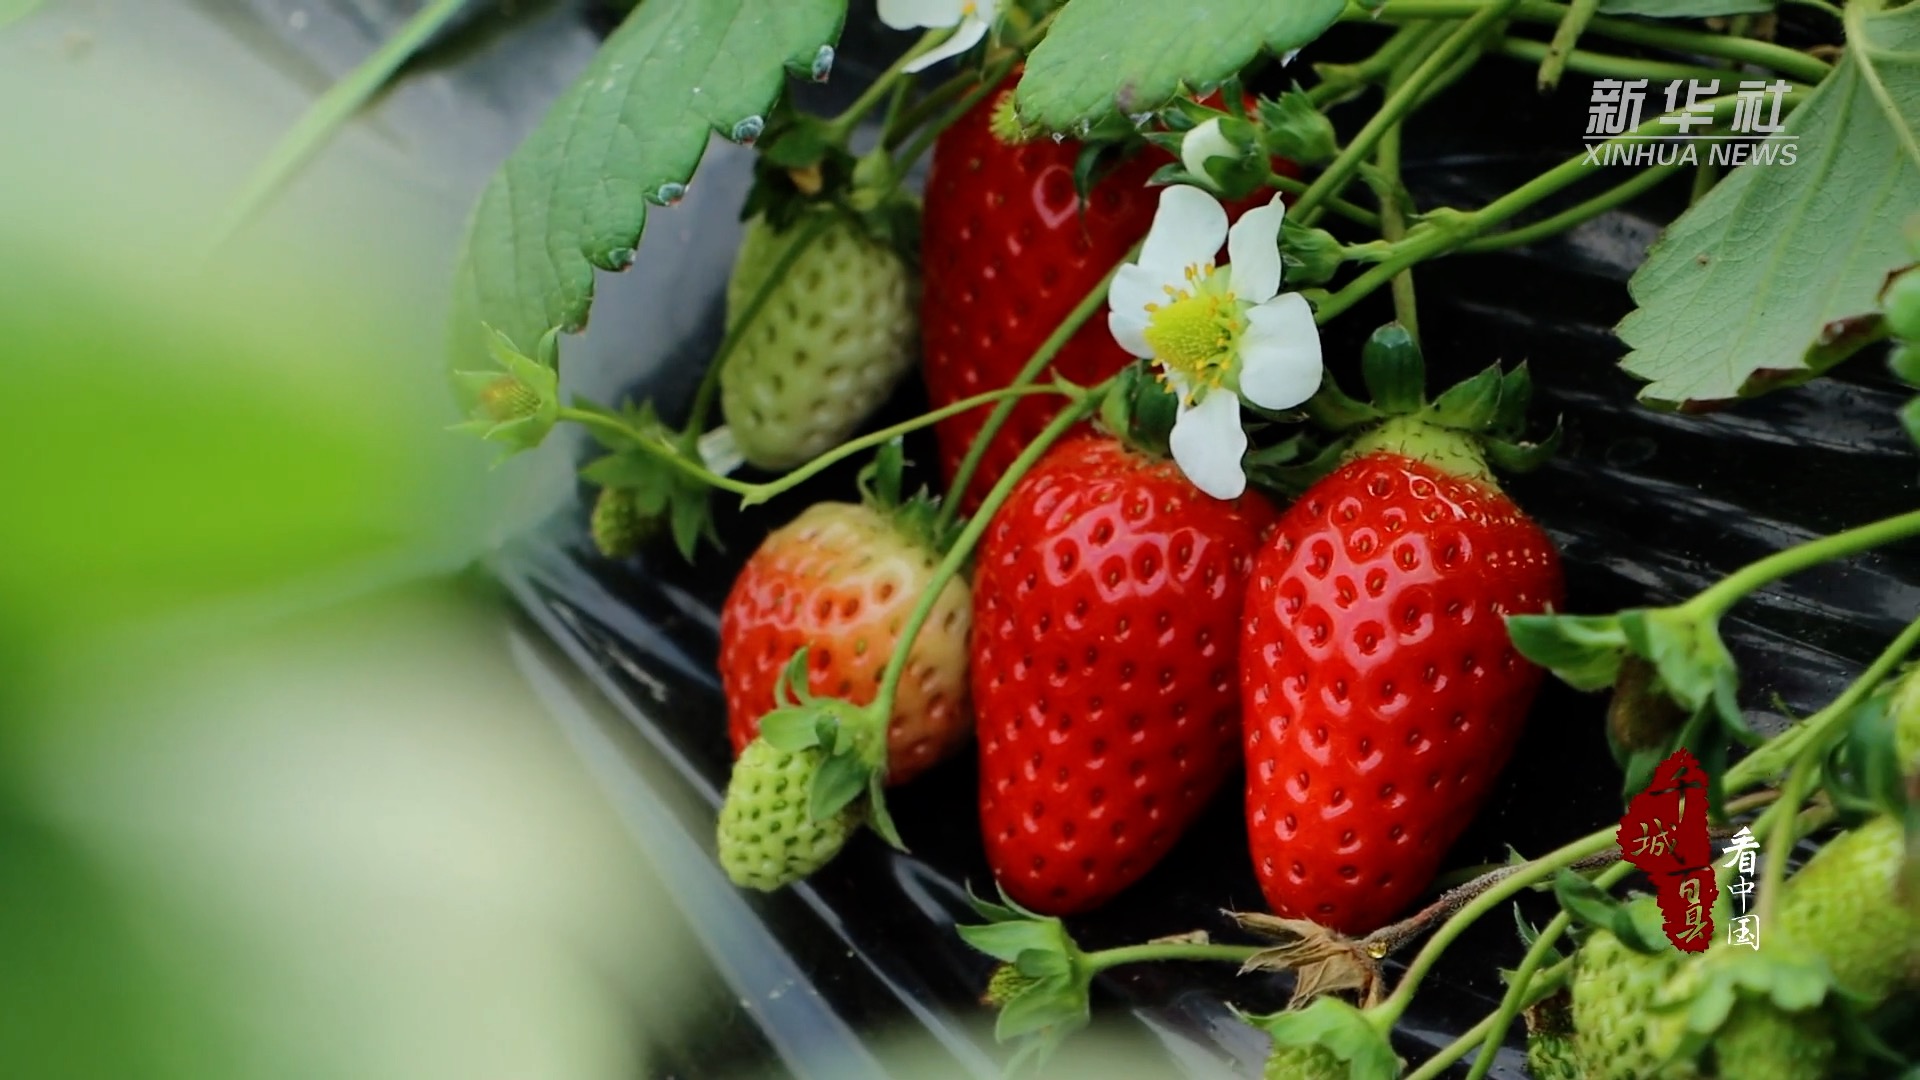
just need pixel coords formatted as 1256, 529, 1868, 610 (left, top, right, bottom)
716, 739, 862, 891
1523, 994, 1580, 1080
1708, 999, 1833, 1080
720, 211, 917, 470
1773, 814, 1920, 1002
1568, 917, 1700, 1080
1262, 1044, 1348, 1080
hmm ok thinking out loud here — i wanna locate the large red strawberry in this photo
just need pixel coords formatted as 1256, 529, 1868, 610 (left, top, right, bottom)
971, 434, 1277, 913
1240, 325, 1564, 934
919, 81, 1292, 514
720, 452, 971, 787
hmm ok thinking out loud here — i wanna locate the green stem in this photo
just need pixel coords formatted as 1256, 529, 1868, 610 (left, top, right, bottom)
871, 389, 1105, 717
1494, 36, 1743, 87
1307, 21, 1445, 108
1755, 751, 1819, 931
1374, 826, 1617, 1027
1537, 0, 1601, 90
1404, 958, 1573, 1080
828, 29, 946, 137
892, 77, 1005, 180
1344, 0, 1833, 84
1314, 92, 1755, 324
1459, 861, 1631, 1080
1686, 510, 1920, 620
1084, 942, 1262, 972
1267, 173, 1382, 229
1727, 613, 1920, 789
1457, 160, 1685, 253
559, 407, 757, 496
1376, 49, 1422, 343
684, 212, 837, 443
1293, 4, 1522, 223
930, 248, 1135, 535
738, 384, 1075, 507
207, 0, 471, 252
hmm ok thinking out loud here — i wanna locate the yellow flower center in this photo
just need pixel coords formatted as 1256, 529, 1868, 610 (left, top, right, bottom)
1141, 263, 1243, 397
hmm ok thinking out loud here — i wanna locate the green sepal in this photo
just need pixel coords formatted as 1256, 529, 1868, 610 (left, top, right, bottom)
1555, 877, 1669, 954
1301, 374, 1384, 432
857, 437, 907, 511
758, 707, 823, 753
957, 890, 1090, 1072
1483, 419, 1563, 474
1618, 608, 1746, 735
1247, 997, 1399, 1079
1099, 360, 1181, 459
809, 750, 874, 823
1606, 653, 1693, 776
1493, 362, 1535, 437
958, 914, 1075, 965
1505, 612, 1628, 691
1360, 322, 1427, 415
1825, 694, 1913, 824
1255, 88, 1337, 166
1424, 364, 1504, 431
1280, 219, 1345, 287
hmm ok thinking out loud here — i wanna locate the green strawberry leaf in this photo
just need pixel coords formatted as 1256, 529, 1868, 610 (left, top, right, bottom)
807, 750, 871, 822
1251, 997, 1399, 1079
1615, 0, 1920, 407
1555, 875, 1670, 954
1506, 613, 1629, 691
446, 0, 845, 377
1013, 0, 1344, 133
1825, 694, 1912, 823
757, 706, 822, 752
864, 770, 904, 850
1618, 608, 1745, 732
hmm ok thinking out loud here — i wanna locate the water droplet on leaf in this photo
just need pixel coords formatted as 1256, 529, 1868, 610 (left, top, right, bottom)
649, 182, 687, 207
811, 45, 834, 82
731, 115, 764, 145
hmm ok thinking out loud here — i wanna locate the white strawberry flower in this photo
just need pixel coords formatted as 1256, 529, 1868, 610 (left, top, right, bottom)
1107, 185, 1323, 501
877, 0, 1001, 73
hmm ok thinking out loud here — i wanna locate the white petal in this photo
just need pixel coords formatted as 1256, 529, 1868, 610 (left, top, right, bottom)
901, 16, 989, 72
1226, 194, 1288, 303
1140, 185, 1228, 275
1169, 390, 1249, 500
1109, 261, 1184, 322
1236, 293, 1323, 410
1180, 118, 1236, 186
1108, 312, 1153, 358
878, 0, 964, 30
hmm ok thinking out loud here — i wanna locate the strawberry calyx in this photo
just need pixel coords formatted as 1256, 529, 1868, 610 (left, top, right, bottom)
1240, 997, 1398, 1078
856, 437, 958, 557
449, 324, 561, 455
752, 644, 903, 849
957, 887, 1095, 1072
1261, 321, 1558, 495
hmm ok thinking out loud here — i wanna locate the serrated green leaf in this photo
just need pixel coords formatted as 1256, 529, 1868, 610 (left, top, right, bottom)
1506, 613, 1629, 691
1598, 0, 1771, 15
1616, 1, 1920, 407
447, 0, 845, 373
1013, 0, 1344, 132
807, 750, 870, 822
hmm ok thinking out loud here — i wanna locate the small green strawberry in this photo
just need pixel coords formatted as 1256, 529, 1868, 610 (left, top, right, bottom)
716, 737, 864, 891
1567, 912, 1698, 1079
1250, 998, 1397, 1080
1707, 998, 1834, 1080
720, 210, 917, 471
1523, 993, 1580, 1080
588, 485, 657, 558
1773, 814, 1920, 1002
1261, 1043, 1348, 1079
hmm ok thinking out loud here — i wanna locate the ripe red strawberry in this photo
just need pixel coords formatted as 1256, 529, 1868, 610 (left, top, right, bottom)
919, 81, 1296, 514
720, 487, 971, 788
971, 435, 1277, 913
919, 81, 1166, 514
1240, 326, 1564, 934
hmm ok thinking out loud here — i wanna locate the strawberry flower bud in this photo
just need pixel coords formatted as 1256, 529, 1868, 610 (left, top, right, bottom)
1107, 185, 1324, 499
450, 326, 560, 454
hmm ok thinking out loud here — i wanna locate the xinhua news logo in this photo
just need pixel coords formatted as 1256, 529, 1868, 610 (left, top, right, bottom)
1585, 78, 1798, 168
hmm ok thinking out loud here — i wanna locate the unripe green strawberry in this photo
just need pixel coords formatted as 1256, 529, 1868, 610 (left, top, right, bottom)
1773, 814, 1920, 1002
1524, 1030, 1580, 1080
982, 963, 1041, 1006
1890, 661, 1920, 766
1708, 999, 1833, 1080
716, 739, 863, 891
1568, 918, 1699, 1079
720, 212, 917, 470
1262, 1044, 1347, 1080
588, 486, 656, 559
